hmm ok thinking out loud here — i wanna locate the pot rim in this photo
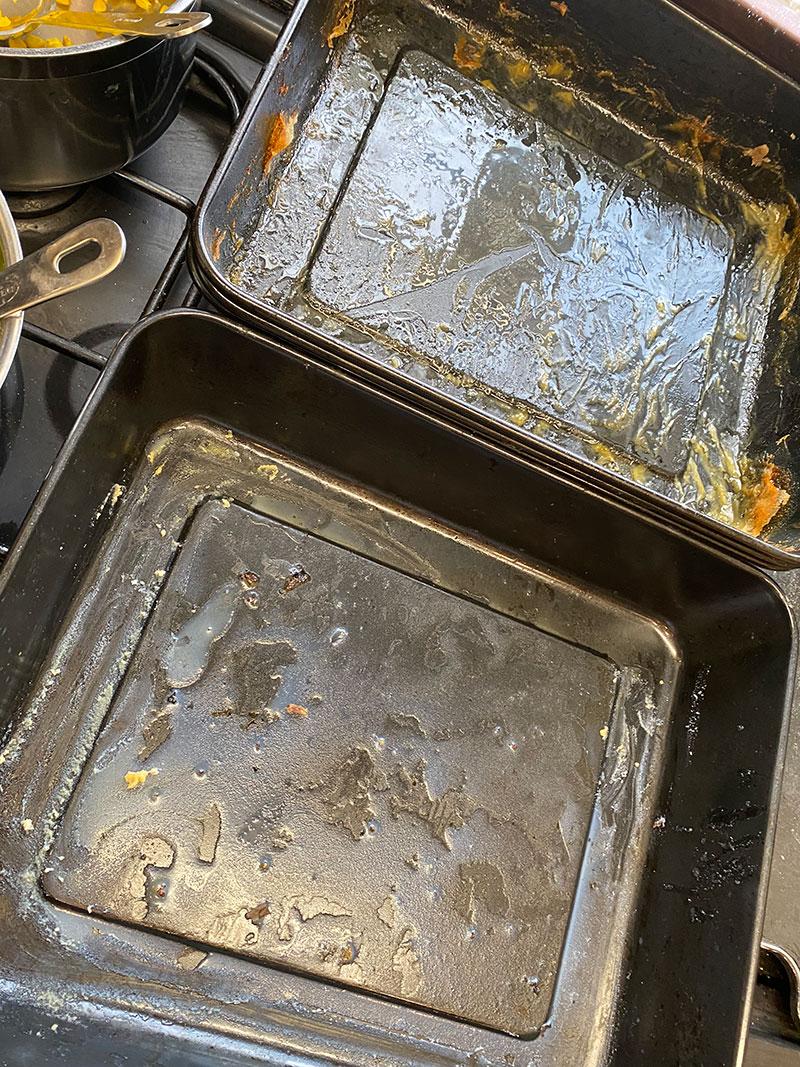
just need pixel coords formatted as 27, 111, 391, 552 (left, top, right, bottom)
0, 190, 23, 393
0, 0, 192, 59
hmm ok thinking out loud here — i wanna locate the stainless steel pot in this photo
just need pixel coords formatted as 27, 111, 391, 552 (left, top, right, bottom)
0, 191, 23, 387
0, 0, 198, 192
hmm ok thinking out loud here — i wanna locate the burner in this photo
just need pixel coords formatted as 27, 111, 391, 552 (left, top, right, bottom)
6, 186, 86, 220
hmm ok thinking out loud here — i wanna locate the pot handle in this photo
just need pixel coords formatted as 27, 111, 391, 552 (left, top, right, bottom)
0, 218, 126, 320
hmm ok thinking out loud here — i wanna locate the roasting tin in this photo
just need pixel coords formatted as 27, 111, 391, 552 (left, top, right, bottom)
192, 0, 800, 569
0, 310, 794, 1065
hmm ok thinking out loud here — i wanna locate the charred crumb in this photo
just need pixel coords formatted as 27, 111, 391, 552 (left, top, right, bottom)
282, 566, 311, 593
245, 901, 272, 922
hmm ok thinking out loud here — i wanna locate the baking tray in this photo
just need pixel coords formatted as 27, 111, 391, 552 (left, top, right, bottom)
192, 0, 800, 569
0, 309, 794, 1066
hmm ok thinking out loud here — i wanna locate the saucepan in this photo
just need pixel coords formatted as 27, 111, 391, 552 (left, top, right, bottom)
0, 189, 125, 388
0, 0, 208, 191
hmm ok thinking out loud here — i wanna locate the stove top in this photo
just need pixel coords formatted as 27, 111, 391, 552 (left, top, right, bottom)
0, 8, 798, 1063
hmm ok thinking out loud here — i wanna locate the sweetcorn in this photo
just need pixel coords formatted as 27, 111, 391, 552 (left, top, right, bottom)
0, 0, 168, 48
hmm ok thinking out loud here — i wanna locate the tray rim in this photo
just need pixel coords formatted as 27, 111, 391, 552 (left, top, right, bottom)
189, 0, 800, 571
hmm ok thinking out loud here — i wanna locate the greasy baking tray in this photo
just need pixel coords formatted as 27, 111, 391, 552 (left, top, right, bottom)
192, 0, 800, 569
0, 310, 794, 1066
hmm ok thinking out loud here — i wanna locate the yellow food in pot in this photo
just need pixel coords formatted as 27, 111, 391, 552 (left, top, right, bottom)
0, 0, 169, 48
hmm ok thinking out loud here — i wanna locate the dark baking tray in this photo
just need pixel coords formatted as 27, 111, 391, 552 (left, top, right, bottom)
191, 0, 800, 569
0, 309, 794, 1066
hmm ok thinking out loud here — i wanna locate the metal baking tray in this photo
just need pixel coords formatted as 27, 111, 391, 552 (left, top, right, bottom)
0, 310, 794, 1065
192, 0, 800, 569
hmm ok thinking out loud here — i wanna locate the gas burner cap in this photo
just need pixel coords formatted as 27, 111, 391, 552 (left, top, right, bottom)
6, 186, 85, 220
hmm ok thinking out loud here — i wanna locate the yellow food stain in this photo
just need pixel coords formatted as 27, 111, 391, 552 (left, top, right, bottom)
630, 464, 648, 484
154, 463, 165, 476
741, 200, 791, 265
220, 497, 232, 509
706, 424, 740, 481
509, 409, 527, 426
21, 818, 34, 834
666, 113, 714, 154
684, 456, 707, 502
325, 0, 353, 48
263, 111, 298, 177
125, 768, 158, 790
599, 726, 608, 740
257, 463, 279, 481
453, 34, 485, 74
109, 483, 124, 508
286, 704, 309, 717
544, 58, 573, 80
198, 439, 239, 460
507, 58, 532, 86
591, 441, 617, 467
741, 199, 797, 319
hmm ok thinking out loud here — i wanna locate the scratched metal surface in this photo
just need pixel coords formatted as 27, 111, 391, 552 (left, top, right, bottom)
44, 498, 615, 1034
195, 0, 800, 565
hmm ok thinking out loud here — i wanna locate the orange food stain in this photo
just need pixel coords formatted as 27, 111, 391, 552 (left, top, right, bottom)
286, 703, 309, 717
550, 1, 568, 14
745, 461, 789, 536
263, 111, 298, 177
210, 228, 225, 262
453, 34, 485, 73
326, 0, 354, 48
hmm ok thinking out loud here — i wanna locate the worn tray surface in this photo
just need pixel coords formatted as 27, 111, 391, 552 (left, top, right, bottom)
45, 495, 615, 1035
0, 313, 793, 1067
307, 48, 735, 477
196, 0, 800, 562
22, 408, 672, 1065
